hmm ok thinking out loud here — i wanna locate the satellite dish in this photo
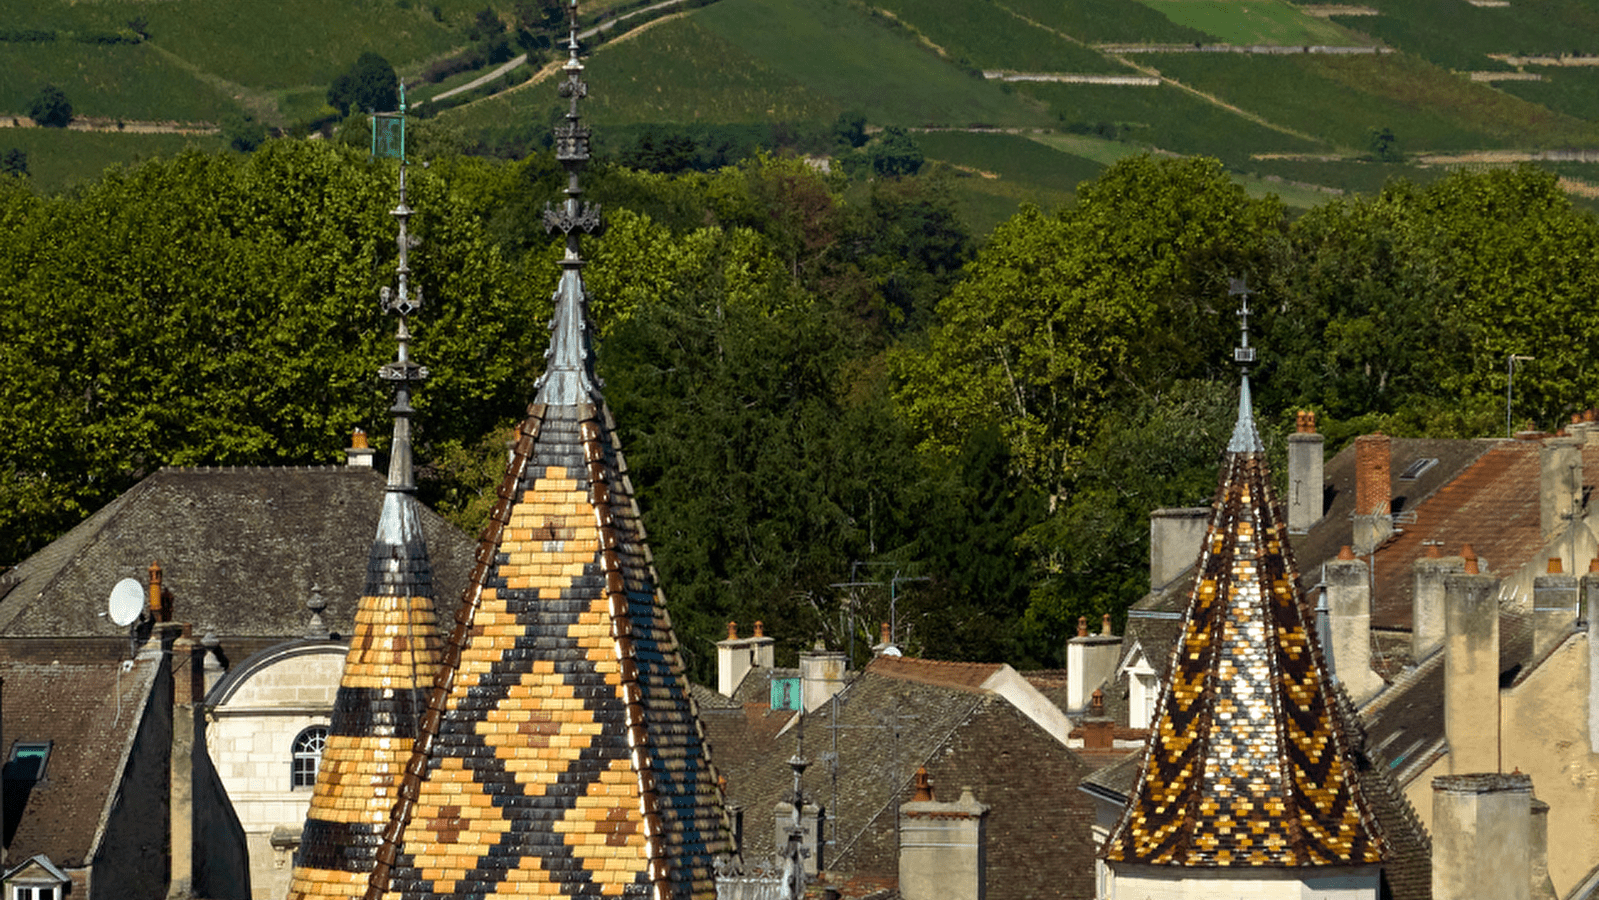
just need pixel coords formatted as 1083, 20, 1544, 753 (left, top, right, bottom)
108, 577, 145, 627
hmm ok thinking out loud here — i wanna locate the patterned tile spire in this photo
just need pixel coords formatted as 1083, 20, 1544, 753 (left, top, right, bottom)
289, 85, 444, 900
1101, 281, 1385, 868
362, 7, 730, 898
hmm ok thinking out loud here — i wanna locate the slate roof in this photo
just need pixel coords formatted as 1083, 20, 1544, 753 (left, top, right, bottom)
365, 26, 729, 900
1103, 377, 1386, 868
0, 652, 162, 867
707, 656, 1106, 900
0, 466, 473, 644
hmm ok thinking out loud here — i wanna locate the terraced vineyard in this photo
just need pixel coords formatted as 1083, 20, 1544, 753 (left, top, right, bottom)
5, 0, 1599, 227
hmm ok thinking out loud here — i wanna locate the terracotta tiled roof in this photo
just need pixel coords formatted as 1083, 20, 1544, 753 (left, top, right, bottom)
1103, 380, 1386, 868
862, 656, 1000, 691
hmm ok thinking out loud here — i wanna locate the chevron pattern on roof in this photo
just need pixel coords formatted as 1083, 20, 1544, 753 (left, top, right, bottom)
288, 491, 442, 900
1102, 432, 1386, 868
365, 401, 728, 900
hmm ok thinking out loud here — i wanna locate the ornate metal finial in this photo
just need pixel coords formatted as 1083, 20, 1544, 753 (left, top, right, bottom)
376, 81, 429, 492
781, 713, 811, 900
535, 0, 605, 406
1230, 277, 1256, 371
1226, 277, 1264, 453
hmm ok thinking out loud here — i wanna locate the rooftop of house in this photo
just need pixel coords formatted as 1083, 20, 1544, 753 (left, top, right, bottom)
0, 466, 474, 645
0, 651, 163, 867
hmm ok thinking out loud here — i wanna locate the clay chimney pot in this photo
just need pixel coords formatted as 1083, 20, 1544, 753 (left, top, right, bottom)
1338, 545, 1356, 561
352, 428, 369, 449
1101, 613, 1112, 636
726, 621, 738, 641
753, 620, 764, 638
880, 621, 891, 644
1548, 557, 1563, 574
1076, 616, 1088, 638
912, 767, 933, 802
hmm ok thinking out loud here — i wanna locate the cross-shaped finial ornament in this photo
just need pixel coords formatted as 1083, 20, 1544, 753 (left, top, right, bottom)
1230, 277, 1256, 368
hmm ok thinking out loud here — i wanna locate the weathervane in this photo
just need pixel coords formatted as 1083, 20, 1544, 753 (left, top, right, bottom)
376, 79, 428, 492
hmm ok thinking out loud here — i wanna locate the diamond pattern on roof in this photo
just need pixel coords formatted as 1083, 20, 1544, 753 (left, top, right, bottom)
1102, 445, 1386, 868
367, 403, 728, 900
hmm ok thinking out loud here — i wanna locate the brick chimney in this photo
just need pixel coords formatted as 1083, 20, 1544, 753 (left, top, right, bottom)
1326, 547, 1383, 705
1432, 773, 1533, 900
1287, 410, 1325, 533
1445, 565, 1501, 774
1353, 433, 1392, 555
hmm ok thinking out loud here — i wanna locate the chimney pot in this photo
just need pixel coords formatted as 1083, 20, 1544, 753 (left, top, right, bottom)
1590, 558, 1599, 574
1426, 541, 1442, 558
353, 428, 369, 449
913, 767, 933, 802
1077, 616, 1088, 638
1101, 613, 1112, 636
753, 620, 764, 638
880, 621, 891, 644
1090, 688, 1104, 715
727, 621, 738, 641
1338, 545, 1356, 561
1549, 557, 1563, 574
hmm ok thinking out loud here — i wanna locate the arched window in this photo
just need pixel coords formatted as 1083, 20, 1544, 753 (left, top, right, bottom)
291, 726, 328, 789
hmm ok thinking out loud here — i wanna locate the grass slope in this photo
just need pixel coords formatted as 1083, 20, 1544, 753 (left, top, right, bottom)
995, 0, 1208, 44
0, 43, 241, 122
1153, 53, 1599, 152
0, 129, 225, 193
866, 0, 1124, 73
691, 0, 1051, 127
1496, 69, 1599, 125
1331, 0, 1599, 71
1138, 0, 1364, 46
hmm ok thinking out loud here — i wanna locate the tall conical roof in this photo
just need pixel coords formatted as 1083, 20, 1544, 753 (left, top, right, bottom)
1101, 287, 1385, 869
290, 92, 444, 900
362, 10, 729, 900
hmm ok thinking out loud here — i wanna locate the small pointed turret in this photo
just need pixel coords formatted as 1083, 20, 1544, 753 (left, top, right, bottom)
288, 85, 443, 900
1102, 280, 1385, 874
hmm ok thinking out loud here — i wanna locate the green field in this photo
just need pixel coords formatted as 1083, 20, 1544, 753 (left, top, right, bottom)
1495, 69, 1599, 125
1138, 0, 1364, 46
1016, 80, 1322, 164
0, 128, 225, 193
692, 0, 1052, 127
1151, 53, 1599, 152
915, 131, 1102, 231
1240, 156, 1441, 195
868, 0, 1126, 73
0, 43, 241, 122
993, 0, 1209, 44
1331, 0, 1599, 72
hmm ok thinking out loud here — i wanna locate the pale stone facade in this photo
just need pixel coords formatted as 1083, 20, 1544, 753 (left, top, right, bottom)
206, 642, 347, 900
1104, 865, 1381, 900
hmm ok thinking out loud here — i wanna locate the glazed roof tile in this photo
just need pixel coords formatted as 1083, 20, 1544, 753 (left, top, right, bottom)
1103, 387, 1386, 868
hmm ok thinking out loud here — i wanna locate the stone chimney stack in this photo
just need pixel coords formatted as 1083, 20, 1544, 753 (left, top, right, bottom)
717, 622, 774, 697
1414, 544, 1465, 661
799, 642, 847, 712
163, 620, 205, 900
347, 428, 376, 468
1353, 433, 1393, 555
1066, 615, 1122, 713
1530, 799, 1556, 900
1148, 507, 1210, 589
1431, 773, 1533, 900
899, 770, 988, 900
1532, 558, 1579, 660
1445, 562, 1501, 774
1539, 435, 1582, 540
1287, 410, 1325, 533
1326, 547, 1384, 705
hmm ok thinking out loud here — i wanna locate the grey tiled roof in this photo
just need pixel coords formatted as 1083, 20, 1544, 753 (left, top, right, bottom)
0, 466, 475, 641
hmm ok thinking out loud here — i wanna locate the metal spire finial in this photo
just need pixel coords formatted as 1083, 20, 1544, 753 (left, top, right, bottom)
377, 80, 429, 491
536, 0, 605, 406
1227, 277, 1264, 453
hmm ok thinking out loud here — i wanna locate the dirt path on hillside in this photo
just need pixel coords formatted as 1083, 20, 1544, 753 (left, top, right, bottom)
0, 116, 217, 135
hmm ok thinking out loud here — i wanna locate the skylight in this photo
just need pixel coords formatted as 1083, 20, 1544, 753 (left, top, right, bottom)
4, 743, 51, 782
1398, 458, 1439, 481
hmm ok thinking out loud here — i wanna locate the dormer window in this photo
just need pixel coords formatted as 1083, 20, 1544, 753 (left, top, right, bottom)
4, 854, 70, 900
291, 727, 328, 789
13, 886, 57, 900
